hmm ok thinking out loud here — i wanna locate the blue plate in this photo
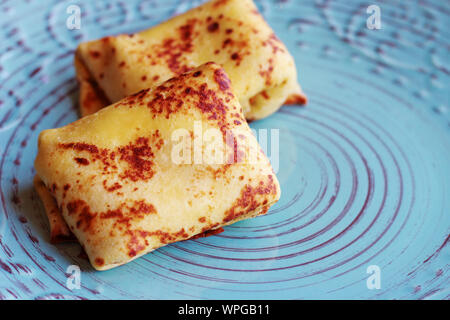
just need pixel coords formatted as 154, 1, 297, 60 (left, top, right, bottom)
0, 0, 449, 299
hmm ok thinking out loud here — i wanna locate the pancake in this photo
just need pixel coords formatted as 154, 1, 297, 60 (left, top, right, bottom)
34, 63, 281, 270
75, 0, 306, 120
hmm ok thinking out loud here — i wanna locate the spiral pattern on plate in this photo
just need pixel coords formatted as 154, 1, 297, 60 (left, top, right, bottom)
0, 0, 448, 299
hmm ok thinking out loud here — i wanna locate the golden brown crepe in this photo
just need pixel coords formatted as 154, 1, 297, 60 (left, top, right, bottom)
33, 176, 75, 243
75, 0, 306, 119
35, 63, 281, 270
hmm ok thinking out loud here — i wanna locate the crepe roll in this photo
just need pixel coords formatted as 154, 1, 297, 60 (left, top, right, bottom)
35, 63, 281, 270
75, 0, 306, 120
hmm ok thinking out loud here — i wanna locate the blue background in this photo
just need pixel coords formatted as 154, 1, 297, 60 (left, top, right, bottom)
0, 0, 449, 299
